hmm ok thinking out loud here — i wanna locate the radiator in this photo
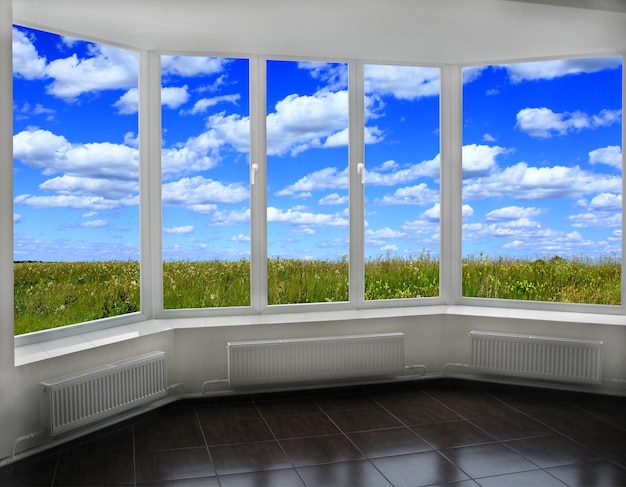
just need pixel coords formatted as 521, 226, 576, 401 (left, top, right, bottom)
227, 333, 405, 387
40, 351, 167, 436
469, 331, 603, 385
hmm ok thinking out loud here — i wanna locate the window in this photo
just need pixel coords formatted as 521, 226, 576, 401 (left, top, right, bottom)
13, 25, 139, 335
363, 64, 441, 300
161, 56, 251, 309
266, 60, 350, 305
462, 57, 623, 304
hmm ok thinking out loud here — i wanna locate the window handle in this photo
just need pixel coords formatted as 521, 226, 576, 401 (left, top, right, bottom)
357, 163, 365, 184
251, 163, 259, 185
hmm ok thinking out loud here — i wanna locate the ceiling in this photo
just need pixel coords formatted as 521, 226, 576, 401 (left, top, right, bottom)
12, 0, 626, 65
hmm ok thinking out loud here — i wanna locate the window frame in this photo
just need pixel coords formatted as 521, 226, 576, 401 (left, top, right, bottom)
9, 30, 626, 350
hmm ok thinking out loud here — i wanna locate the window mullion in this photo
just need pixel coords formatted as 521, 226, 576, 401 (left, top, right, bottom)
250, 56, 267, 312
439, 64, 463, 305
350, 60, 365, 308
139, 50, 163, 318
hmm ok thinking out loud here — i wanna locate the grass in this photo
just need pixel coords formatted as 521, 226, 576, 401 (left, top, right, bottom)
13, 254, 621, 335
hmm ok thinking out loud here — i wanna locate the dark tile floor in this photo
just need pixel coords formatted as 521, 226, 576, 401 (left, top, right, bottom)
1, 379, 626, 486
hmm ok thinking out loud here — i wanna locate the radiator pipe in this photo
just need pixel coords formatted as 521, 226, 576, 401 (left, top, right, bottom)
201, 378, 229, 395
404, 365, 427, 376
442, 363, 470, 376
166, 382, 185, 395
11, 429, 47, 462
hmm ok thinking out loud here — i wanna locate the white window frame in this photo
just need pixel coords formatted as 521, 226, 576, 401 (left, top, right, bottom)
7, 29, 625, 350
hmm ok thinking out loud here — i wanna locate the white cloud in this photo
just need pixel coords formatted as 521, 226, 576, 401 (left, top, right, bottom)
161, 56, 228, 77
276, 167, 348, 197
504, 56, 622, 83
463, 162, 622, 201
462, 144, 508, 178
40, 175, 138, 200
14, 193, 129, 211
14, 213, 22, 223
162, 86, 190, 109
267, 206, 348, 227
114, 86, 191, 114
298, 62, 348, 92
164, 225, 195, 234
485, 206, 543, 221
13, 129, 141, 211
267, 91, 348, 156
365, 65, 440, 100
589, 145, 622, 169
319, 193, 348, 206
230, 234, 250, 242
377, 183, 439, 206
516, 107, 621, 138
80, 219, 108, 228
569, 193, 622, 228
14, 128, 138, 180
183, 94, 241, 115
12, 27, 47, 80
162, 176, 248, 212
366, 227, 407, 239
44, 44, 138, 101
483, 133, 496, 142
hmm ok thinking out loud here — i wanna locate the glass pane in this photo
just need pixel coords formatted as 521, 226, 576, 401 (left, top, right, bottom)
13, 26, 139, 334
266, 60, 349, 305
462, 57, 622, 304
161, 56, 250, 309
363, 65, 441, 300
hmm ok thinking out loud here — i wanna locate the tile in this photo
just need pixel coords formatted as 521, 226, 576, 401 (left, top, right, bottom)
470, 412, 553, 440
412, 420, 496, 449
135, 403, 199, 427
265, 412, 340, 439
573, 395, 626, 430
530, 408, 626, 463
0, 453, 58, 487
442, 443, 537, 478
219, 468, 305, 487
430, 481, 480, 487
326, 407, 402, 432
279, 434, 363, 466
135, 448, 215, 483
196, 403, 261, 423
201, 418, 274, 445
486, 389, 569, 413
372, 451, 469, 487
385, 399, 462, 425
314, 393, 378, 412
135, 422, 206, 451
210, 441, 291, 475
297, 460, 392, 487
476, 469, 567, 486
137, 477, 219, 486
348, 427, 433, 458
54, 430, 135, 486
505, 434, 599, 468
369, 388, 432, 408
428, 390, 517, 419
256, 397, 321, 417
547, 459, 626, 487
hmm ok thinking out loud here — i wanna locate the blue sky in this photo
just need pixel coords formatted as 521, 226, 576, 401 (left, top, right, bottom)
12, 25, 623, 263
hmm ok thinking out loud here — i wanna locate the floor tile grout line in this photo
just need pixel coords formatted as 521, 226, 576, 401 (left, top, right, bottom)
192, 404, 220, 483
254, 401, 309, 486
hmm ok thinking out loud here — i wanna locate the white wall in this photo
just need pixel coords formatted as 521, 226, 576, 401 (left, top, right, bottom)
2, 312, 625, 463
2, 0, 626, 466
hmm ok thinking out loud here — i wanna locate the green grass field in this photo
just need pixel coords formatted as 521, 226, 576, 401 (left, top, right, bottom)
14, 255, 621, 335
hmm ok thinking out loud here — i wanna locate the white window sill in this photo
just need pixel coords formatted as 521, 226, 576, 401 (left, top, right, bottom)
14, 304, 626, 366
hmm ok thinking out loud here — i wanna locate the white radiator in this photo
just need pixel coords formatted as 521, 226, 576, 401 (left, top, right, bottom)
227, 333, 405, 387
469, 331, 603, 385
40, 351, 167, 436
